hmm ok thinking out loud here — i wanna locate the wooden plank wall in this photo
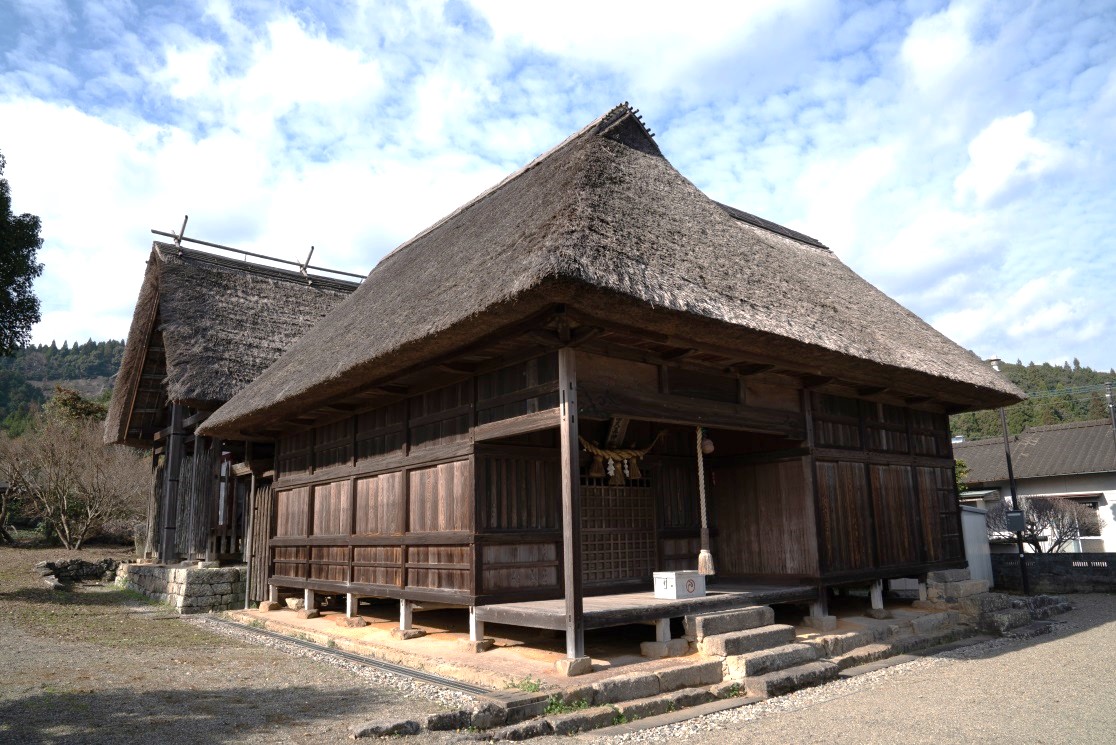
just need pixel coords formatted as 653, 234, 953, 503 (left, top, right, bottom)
247, 480, 273, 603
712, 458, 819, 577
172, 439, 217, 561
269, 353, 561, 603
812, 392, 960, 578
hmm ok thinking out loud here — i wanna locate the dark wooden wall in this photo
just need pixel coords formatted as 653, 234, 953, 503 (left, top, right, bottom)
812, 393, 961, 579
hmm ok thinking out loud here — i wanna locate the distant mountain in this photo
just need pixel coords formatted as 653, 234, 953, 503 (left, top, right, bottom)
950, 359, 1115, 441
0, 340, 124, 432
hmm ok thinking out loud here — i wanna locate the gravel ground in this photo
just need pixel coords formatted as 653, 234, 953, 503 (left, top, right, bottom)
587, 593, 1116, 745
0, 547, 478, 745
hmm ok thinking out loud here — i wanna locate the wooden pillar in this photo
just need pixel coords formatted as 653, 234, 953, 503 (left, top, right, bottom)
654, 618, 671, 643
558, 347, 587, 669
469, 606, 484, 642
268, 585, 279, 604
159, 403, 186, 563
869, 580, 884, 610
304, 588, 316, 611
400, 599, 414, 630
347, 594, 358, 618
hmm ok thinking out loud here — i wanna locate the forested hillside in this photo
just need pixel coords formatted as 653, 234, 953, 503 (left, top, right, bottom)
950, 359, 1115, 441
0, 340, 124, 432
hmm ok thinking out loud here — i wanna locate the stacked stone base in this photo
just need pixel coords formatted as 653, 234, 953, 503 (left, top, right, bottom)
116, 563, 246, 613
919, 568, 1071, 635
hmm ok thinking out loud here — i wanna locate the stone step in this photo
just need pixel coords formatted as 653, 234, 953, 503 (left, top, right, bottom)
684, 605, 775, 641
745, 660, 840, 698
828, 642, 895, 671
802, 629, 878, 658
957, 592, 1012, 616
909, 611, 960, 635
699, 624, 797, 657
724, 643, 818, 679
985, 608, 1032, 635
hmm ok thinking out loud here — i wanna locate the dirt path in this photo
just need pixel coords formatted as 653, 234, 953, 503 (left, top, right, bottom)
0, 547, 468, 744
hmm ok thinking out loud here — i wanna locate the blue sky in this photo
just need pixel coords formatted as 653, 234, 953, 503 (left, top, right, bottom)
1, 0, 1114, 371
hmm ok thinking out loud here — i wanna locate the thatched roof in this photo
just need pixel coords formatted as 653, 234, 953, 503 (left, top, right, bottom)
105, 243, 357, 446
201, 103, 1022, 439
957, 419, 1116, 483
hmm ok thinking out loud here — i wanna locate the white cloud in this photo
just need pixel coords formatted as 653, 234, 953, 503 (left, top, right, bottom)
954, 111, 1065, 206
900, 1, 975, 92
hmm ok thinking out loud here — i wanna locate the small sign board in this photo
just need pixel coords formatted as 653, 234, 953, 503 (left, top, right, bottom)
1006, 509, 1026, 533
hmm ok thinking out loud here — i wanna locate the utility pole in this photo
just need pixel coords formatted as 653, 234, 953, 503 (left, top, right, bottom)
1106, 382, 1116, 461
990, 359, 1030, 595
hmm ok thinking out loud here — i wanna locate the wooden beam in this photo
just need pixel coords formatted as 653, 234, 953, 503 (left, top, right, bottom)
473, 408, 560, 442
857, 386, 889, 397
558, 348, 585, 661
661, 348, 698, 361
183, 411, 211, 429
904, 395, 932, 405
729, 363, 775, 377
801, 375, 835, 389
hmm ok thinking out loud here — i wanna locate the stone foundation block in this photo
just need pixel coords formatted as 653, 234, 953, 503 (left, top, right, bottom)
426, 710, 471, 731
296, 608, 320, 619
592, 672, 660, 704
745, 660, 839, 698
555, 657, 592, 677
258, 601, 280, 612
459, 638, 494, 653
336, 616, 368, 628
469, 702, 507, 729
489, 718, 553, 740
958, 592, 1011, 616
391, 628, 425, 639
986, 608, 1032, 635
285, 597, 305, 610
803, 614, 837, 632
910, 612, 957, 635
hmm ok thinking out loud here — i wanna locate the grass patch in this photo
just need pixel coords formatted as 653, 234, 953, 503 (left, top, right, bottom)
508, 675, 542, 693
543, 695, 590, 716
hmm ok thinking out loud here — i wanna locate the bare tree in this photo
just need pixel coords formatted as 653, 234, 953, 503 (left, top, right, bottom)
0, 413, 150, 549
987, 497, 1105, 553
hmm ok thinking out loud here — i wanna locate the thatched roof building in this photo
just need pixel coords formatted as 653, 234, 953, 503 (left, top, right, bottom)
202, 104, 1021, 439
106, 243, 358, 447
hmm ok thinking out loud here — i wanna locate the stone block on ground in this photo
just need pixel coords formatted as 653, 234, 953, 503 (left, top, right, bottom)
910, 612, 957, 635
426, 710, 471, 731
725, 643, 818, 679
986, 608, 1032, 635
699, 624, 796, 657
489, 718, 553, 740
958, 592, 1011, 616
337, 616, 368, 628
555, 657, 592, 677
655, 660, 723, 691
258, 600, 280, 612
296, 608, 320, 619
665, 687, 718, 708
683, 606, 775, 641
745, 660, 839, 698
829, 642, 894, 671
803, 614, 837, 632
546, 706, 616, 736
391, 627, 425, 639
615, 693, 674, 720
802, 630, 873, 658
351, 719, 421, 738
285, 597, 305, 610
555, 684, 595, 707
469, 702, 508, 730
459, 638, 494, 653
866, 608, 894, 620
640, 640, 672, 659
592, 672, 660, 704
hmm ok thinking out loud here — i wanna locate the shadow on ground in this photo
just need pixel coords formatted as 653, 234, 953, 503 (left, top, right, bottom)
0, 683, 396, 745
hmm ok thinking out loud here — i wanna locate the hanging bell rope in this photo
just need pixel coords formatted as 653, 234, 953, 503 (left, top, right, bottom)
579, 431, 664, 485
697, 426, 715, 576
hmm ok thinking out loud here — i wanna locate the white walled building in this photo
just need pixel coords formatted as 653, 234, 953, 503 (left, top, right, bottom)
955, 420, 1116, 553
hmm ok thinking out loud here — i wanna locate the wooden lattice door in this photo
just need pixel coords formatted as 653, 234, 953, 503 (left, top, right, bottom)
581, 478, 655, 586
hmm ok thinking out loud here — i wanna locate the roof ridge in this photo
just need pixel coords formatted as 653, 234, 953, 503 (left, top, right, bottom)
156, 243, 360, 292
1023, 418, 1112, 433
714, 201, 828, 251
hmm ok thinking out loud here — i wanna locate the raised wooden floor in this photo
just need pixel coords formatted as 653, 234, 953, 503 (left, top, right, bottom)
474, 582, 817, 631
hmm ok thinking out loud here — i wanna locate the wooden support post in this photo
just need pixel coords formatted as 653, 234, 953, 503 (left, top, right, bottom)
469, 606, 484, 642
918, 580, 928, 602
655, 618, 671, 643
268, 585, 279, 604
304, 588, 315, 611
346, 594, 357, 618
869, 580, 884, 610
400, 599, 413, 630
558, 347, 587, 667
804, 588, 837, 631
159, 403, 185, 563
